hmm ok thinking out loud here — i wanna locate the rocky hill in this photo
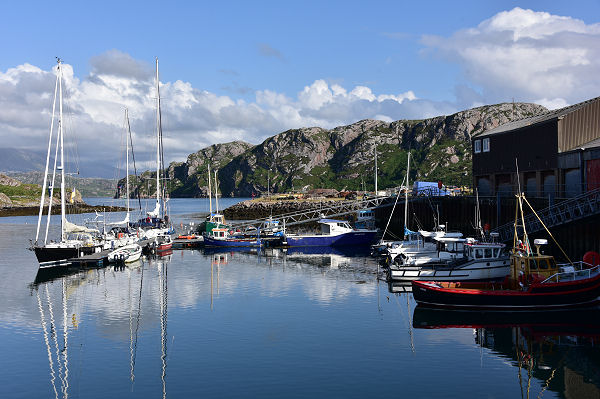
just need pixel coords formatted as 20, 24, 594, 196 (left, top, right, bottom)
6, 171, 116, 197
125, 102, 547, 197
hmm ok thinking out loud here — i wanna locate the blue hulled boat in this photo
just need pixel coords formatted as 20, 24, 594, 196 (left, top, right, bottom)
203, 228, 262, 248
285, 219, 377, 247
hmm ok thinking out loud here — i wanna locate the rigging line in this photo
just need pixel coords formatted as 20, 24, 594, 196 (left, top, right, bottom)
37, 288, 59, 399
128, 127, 143, 214
522, 196, 573, 265
44, 113, 62, 244
36, 70, 59, 243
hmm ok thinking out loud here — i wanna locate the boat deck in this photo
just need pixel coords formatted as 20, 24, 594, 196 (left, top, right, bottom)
172, 238, 204, 248
68, 249, 113, 266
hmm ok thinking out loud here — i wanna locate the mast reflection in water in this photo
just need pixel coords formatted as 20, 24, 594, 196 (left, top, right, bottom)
30, 251, 174, 399
413, 306, 600, 398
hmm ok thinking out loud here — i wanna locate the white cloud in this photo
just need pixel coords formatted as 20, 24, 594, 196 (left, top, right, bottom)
422, 7, 600, 106
0, 52, 450, 177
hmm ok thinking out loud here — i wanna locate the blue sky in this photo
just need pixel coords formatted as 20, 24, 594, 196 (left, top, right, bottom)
1, 1, 599, 176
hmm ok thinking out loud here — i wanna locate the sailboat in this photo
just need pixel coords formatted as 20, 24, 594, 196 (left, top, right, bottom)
104, 108, 141, 251
31, 58, 103, 267
137, 58, 173, 251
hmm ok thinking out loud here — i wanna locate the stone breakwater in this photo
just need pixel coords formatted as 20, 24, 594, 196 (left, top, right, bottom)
0, 204, 128, 217
223, 199, 343, 220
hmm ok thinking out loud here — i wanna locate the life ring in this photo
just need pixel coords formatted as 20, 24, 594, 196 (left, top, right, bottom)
118, 232, 124, 239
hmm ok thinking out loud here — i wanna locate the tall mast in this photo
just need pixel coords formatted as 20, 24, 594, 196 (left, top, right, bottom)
125, 108, 131, 221
58, 60, 66, 241
374, 146, 378, 195
207, 164, 213, 217
155, 57, 161, 217
404, 152, 410, 236
214, 169, 219, 213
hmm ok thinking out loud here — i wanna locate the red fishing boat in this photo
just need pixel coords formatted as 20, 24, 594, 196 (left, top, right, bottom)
412, 193, 600, 310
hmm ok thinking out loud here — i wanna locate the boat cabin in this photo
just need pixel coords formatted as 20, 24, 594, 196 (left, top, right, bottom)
434, 237, 466, 254
65, 232, 96, 244
355, 209, 376, 230
319, 219, 353, 235
508, 239, 560, 287
211, 228, 230, 240
208, 213, 225, 225
464, 241, 507, 260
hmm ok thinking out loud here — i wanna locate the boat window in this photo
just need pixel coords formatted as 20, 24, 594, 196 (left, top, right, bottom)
475, 249, 483, 259
493, 248, 500, 258
484, 248, 492, 258
529, 259, 538, 270
539, 259, 549, 270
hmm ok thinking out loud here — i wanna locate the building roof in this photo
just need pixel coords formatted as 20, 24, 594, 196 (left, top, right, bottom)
473, 96, 600, 139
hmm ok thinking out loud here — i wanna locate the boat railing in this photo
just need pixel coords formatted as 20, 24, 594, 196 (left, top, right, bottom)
542, 261, 600, 283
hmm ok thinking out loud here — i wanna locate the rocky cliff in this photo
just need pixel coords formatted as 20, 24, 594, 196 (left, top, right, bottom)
126, 102, 547, 197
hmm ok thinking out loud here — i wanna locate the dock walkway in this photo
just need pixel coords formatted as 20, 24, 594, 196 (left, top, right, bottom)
230, 195, 392, 230
492, 187, 600, 241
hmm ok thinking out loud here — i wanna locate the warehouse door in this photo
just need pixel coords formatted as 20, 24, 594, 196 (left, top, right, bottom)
587, 159, 600, 191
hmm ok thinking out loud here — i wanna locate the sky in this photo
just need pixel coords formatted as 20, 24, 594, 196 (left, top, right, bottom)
1, 0, 599, 177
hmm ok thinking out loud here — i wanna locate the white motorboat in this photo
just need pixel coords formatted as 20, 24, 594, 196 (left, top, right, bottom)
388, 237, 510, 281
108, 244, 142, 263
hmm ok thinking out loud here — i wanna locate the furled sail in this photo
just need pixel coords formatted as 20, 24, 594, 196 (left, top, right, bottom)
108, 213, 130, 226
63, 219, 99, 233
147, 201, 160, 218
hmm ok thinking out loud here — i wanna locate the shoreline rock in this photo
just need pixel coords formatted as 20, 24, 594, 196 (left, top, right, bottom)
0, 204, 129, 217
224, 198, 346, 220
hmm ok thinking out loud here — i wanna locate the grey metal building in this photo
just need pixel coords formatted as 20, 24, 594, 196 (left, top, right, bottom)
472, 96, 600, 198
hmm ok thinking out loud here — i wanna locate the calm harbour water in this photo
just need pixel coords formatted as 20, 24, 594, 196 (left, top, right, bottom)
1, 198, 599, 398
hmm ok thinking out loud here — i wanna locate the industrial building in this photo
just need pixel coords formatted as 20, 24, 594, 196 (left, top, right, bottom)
472, 96, 600, 198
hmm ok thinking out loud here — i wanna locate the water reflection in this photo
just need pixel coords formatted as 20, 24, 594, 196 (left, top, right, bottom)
413, 307, 600, 398
30, 252, 174, 399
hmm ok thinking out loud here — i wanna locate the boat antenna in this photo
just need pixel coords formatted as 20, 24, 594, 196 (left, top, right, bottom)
475, 188, 484, 238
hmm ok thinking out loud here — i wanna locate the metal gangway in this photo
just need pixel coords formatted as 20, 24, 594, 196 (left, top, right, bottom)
492, 188, 600, 242
229, 195, 393, 230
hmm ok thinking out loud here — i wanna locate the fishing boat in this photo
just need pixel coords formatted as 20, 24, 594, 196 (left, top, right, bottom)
203, 228, 262, 247
411, 193, 600, 310
30, 59, 104, 267
108, 243, 142, 263
285, 219, 377, 247
388, 236, 509, 281
202, 164, 229, 237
